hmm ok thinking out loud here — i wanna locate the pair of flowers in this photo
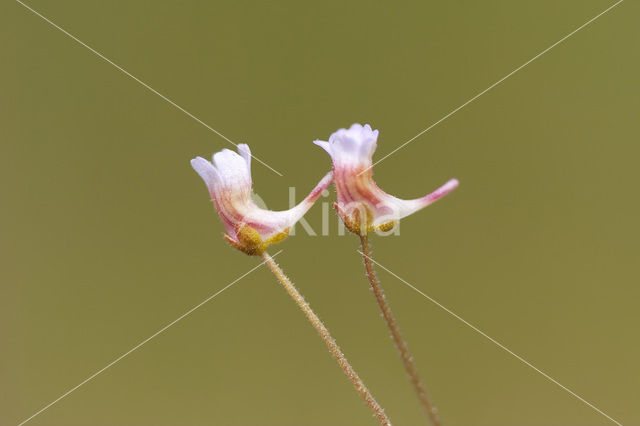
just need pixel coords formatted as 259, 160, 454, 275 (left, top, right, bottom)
191, 123, 458, 251
191, 123, 457, 425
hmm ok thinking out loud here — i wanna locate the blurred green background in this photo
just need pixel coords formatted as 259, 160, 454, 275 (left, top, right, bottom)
3, 1, 638, 425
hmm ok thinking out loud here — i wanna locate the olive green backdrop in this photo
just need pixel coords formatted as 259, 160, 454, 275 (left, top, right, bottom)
3, 1, 638, 425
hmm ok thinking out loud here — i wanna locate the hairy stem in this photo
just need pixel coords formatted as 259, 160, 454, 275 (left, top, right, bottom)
359, 234, 440, 426
260, 251, 392, 426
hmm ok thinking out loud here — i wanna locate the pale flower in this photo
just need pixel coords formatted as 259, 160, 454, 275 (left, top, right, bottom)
314, 123, 458, 234
191, 144, 333, 255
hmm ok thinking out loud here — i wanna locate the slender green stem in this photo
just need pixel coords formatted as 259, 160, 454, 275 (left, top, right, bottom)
260, 251, 392, 426
359, 234, 441, 426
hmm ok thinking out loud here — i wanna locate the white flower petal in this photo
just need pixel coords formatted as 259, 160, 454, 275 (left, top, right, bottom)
190, 156, 220, 193
212, 148, 251, 188
313, 140, 331, 155
319, 123, 378, 167
237, 144, 252, 176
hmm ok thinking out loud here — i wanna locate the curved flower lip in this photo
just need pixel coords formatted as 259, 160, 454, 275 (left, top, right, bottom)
191, 144, 333, 253
314, 123, 458, 232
